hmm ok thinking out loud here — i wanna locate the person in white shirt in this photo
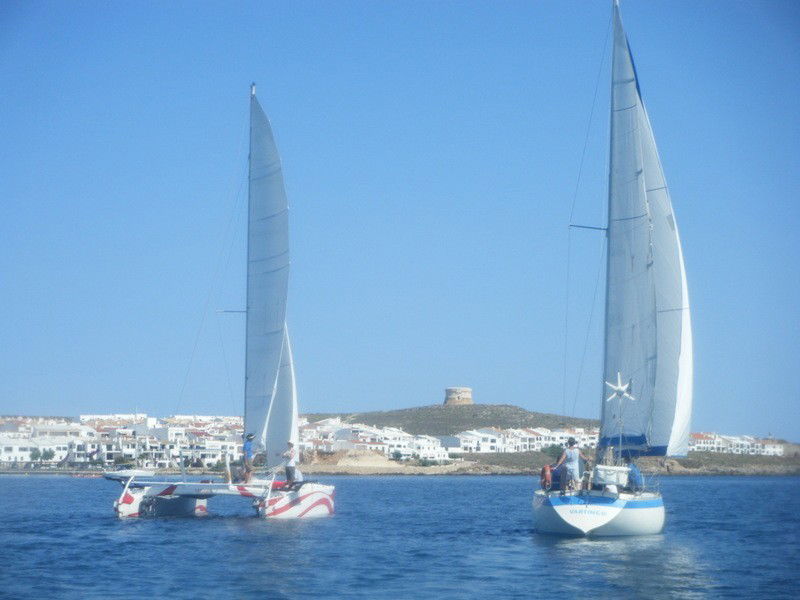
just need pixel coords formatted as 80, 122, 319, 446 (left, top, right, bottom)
280, 441, 296, 487
554, 437, 592, 492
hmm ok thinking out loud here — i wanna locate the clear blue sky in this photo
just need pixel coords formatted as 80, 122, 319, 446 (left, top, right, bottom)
1, 1, 798, 441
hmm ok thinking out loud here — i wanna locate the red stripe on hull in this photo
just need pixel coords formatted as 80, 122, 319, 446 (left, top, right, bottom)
297, 496, 334, 517
266, 492, 314, 517
265, 491, 334, 518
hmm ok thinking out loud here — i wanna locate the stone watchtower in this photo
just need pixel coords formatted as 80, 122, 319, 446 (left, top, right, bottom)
443, 387, 473, 406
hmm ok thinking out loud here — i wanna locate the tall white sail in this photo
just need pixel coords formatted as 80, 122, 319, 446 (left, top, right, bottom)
243, 85, 291, 452
263, 326, 299, 468
599, 3, 692, 457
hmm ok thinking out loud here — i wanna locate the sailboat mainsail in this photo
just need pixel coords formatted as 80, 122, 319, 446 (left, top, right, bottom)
599, 2, 693, 458
243, 84, 297, 461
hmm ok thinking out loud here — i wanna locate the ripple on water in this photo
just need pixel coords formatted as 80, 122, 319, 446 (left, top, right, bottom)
0, 475, 798, 599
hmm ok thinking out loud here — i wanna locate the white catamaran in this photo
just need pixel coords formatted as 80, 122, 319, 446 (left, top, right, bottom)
533, 1, 692, 536
105, 85, 335, 519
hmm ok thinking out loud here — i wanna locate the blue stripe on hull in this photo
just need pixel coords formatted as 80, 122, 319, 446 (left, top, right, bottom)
545, 495, 663, 510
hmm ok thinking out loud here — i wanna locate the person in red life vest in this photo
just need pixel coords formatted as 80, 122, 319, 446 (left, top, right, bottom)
540, 464, 553, 490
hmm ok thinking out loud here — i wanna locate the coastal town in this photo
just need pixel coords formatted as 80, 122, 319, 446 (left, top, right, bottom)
0, 410, 786, 471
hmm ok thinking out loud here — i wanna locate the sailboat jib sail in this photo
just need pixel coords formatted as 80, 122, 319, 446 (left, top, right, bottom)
263, 325, 299, 469
244, 86, 291, 452
599, 3, 692, 458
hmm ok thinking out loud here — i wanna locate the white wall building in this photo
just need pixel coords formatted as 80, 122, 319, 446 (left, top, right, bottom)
410, 435, 449, 461
689, 432, 784, 456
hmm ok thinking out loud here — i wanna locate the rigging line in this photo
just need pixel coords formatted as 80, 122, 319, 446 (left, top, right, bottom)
561, 226, 571, 419
175, 170, 247, 415
562, 14, 613, 420
567, 12, 613, 225
174, 119, 249, 415
571, 236, 607, 418
216, 310, 236, 413
217, 171, 248, 420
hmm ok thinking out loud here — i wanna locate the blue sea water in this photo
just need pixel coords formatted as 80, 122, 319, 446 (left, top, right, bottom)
0, 475, 798, 599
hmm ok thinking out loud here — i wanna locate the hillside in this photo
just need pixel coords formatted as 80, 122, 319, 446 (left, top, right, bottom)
303, 404, 598, 436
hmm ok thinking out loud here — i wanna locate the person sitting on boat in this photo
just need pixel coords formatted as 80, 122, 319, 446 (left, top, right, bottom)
540, 463, 564, 491
554, 438, 591, 493
243, 433, 255, 484
280, 441, 297, 488
624, 455, 644, 492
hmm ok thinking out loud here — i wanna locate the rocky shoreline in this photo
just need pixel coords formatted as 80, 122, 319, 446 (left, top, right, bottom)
299, 462, 800, 477
3, 465, 799, 477
3, 451, 798, 478
299, 449, 800, 476
293, 449, 800, 477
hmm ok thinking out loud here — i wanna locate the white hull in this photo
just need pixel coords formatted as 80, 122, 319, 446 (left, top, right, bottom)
111, 478, 334, 519
114, 486, 208, 518
532, 490, 664, 536
256, 483, 335, 519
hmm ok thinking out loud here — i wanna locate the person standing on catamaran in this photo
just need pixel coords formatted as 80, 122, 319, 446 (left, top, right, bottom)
243, 433, 255, 483
281, 442, 296, 487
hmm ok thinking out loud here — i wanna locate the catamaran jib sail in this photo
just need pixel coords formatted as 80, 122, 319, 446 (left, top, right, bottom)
599, 3, 693, 458
264, 326, 299, 468
243, 85, 298, 466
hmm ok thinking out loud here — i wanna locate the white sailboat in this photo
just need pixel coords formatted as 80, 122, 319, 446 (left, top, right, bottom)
533, 1, 692, 536
106, 85, 335, 519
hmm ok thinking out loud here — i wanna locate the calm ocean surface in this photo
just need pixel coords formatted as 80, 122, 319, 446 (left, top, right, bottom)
0, 475, 798, 599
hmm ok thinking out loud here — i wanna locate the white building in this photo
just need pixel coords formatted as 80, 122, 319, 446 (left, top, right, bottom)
79, 413, 149, 423
454, 429, 500, 453
0, 436, 107, 465
410, 435, 449, 461
31, 423, 98, 439
446, 426, 599, 454
689, 432, 784, 456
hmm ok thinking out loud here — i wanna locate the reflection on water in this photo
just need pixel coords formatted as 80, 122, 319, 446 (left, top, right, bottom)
533, 534, 712, 599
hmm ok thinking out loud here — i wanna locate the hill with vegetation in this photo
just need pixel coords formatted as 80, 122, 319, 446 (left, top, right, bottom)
300, 404, 800, 475
303, 403, 598, 436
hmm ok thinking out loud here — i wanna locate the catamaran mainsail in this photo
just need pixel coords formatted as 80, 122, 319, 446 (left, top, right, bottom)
533, 0, 692, 536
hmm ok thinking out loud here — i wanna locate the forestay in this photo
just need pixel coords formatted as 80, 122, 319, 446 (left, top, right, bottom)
599, 3, 693, 457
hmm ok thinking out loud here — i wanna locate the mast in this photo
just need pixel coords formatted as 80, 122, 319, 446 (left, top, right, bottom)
600, 3, 615, 464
